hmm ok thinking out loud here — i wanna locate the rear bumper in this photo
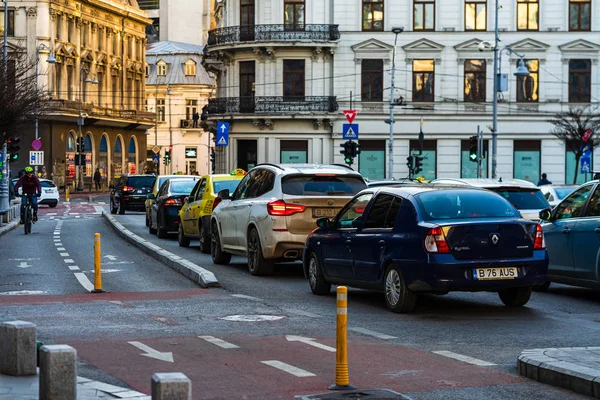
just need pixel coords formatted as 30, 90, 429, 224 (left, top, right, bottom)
262, 231, 308, 260
122, 197, 146, 210
404, 252, 549, 292
163, 207, 183, 232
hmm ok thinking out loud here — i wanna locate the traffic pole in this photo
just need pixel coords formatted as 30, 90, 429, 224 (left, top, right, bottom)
91, 233, 104, 293
329, 286, 355, 391
65, 187, 70, 203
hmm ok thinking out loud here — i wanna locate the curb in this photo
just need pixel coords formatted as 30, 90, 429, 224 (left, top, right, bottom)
101, 211, 220, 288
0, 219, 19, 238
518, 348, 600, 398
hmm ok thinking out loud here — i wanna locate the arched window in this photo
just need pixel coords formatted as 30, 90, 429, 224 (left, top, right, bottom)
84, 134, 93, 178
184, 59, 196, 76
128, 137, 137, 174
157, 60, 167, 76
98, 135, 109, 183
114, 137, 123, 177
66, 133, 75, 151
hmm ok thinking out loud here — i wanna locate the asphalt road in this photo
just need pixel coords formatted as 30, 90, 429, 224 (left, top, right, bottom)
0, 195, 597, 399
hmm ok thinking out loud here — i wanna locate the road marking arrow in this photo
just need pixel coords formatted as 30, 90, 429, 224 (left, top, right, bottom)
128, 341, 174, 363
103, 255, 117, 261
285, 335, 336, 352
17, 262, 32, 269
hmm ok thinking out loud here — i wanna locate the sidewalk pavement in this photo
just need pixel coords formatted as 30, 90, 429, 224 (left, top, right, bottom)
519, 347, 600, 398
0, 372, 149, 399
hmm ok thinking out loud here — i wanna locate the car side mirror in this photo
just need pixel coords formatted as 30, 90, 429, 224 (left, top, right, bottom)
539, 208, 552, 221
217, 189, 230, 200
316, 217, 330, 229
147, 193, 155, 200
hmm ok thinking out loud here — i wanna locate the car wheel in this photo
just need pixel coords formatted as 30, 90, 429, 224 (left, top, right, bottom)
199, 221, 210, 254
247, 228, 274, 276
308, 251, 331, 295
384, 265, 417, 313
533, 281, 551, 292
118, 200, 125, 215
157, 213, 168, 238
211, 221, 231, 265
148, 214, 157, 234
498, 286, 532, 307
110, 199, 118, 214
49, 202, 57, 208
178, 224, 190, 247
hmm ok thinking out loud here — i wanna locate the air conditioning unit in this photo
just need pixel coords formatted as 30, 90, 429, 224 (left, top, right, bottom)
180, 119, 190, 128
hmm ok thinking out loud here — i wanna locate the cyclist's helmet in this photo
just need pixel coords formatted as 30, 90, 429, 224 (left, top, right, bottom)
24, 166, 34, 173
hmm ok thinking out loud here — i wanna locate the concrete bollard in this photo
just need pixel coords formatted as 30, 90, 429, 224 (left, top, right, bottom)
0, 320, 37, 376
39, 345, 77, 400
152, 372, 192, 400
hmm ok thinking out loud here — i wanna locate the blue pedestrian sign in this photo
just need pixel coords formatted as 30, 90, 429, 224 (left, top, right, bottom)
216, 122, 230, 147
581, 156, 591, 174
152, 155, 160, 164
342, 123, 359, 140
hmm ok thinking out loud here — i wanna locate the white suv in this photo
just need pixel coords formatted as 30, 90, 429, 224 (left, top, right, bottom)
210, 164, 367, 275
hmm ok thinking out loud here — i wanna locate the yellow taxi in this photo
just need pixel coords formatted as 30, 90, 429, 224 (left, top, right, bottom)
177, 169, 245, 253
144, 174, 195, 227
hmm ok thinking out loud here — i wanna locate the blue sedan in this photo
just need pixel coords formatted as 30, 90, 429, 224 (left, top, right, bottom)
303, 186, 549, 313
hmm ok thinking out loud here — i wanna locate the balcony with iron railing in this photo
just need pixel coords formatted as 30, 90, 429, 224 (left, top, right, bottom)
207, 96, 338, 115
207, 24, 340, 48
137, 0, 159, 10
44, 99, 155, 124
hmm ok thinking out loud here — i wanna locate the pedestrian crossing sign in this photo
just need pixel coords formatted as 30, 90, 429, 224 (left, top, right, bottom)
342, 124, 359, 140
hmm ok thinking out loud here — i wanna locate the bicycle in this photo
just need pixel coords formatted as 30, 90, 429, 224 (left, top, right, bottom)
21, 194, 36, 235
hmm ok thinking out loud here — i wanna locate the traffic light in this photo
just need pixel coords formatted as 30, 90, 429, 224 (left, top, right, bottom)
7, 136, 21, 161
77, 137, 85, 153
414, 155, 424, 175
210, 152, 216, 174
340, 141, 354, 165
350, 141, 361, 158
164, 150, 171, 164
406, 156, 413, 171
469, 136, 478, 162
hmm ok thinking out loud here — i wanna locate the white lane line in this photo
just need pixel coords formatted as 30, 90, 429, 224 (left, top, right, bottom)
349, 327, 397, 340
198, 336, 240, 349
83, 269, 120, 273
231, 294, 262, 301
68, 266, 80, 271
0, 290, 48, 296
64, 259, 74, 264
93, 206, 105, 214
97, 202, 106, 205
74, 273, 94, 292
53, 239, 60, 242
282, 308, 321, 318
57, 247, 66, 251
59, 252, 70, 257
54, 243, 63, 246
432, 351, 496, 366
261, 360, 315, 377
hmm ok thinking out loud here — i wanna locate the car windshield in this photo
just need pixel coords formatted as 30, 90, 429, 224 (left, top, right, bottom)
487, 188, 549, 209
41, 181, 56, 188
170, 180, 197, 194
282, 175, 366, 196
416, 190, 519, 220
555, 187, 576, 200
127, 176, 156, 188
213, 180, 241, 194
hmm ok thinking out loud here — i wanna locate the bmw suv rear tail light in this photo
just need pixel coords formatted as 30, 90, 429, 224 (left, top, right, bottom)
533, 224, 545, 250
424, 226, 450, 253
267, 200, 306, 216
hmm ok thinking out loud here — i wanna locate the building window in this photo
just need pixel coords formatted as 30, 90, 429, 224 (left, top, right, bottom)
569, 59, 591, 103
68, 18, 75, 43
157, 99, 165, 122
465, 0, 486, 31
461, 139, 489, 178
184, 60, 196, 76
145, 65, 149, 77
569, 0, 591, 31
412, 60, 435, 102
414, 0, 435, 31
281, 140, 308, 163
358, 140, 385, 179
362, 0, 384, 31
283, 60, 305, 98
513, 140, 540, 184
0, 10, 15, 37
284, 0, 305, 28
157, 61, 167, 76
410, 140, 436, 181
361, 59, 383, 101
464, 60, 486, 102
517, 59, 539, 102
517, 0, 538, 31
185, 99, 198, 120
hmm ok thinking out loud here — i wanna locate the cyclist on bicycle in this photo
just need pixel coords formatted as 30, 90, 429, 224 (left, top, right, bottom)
14, 166, 42, 223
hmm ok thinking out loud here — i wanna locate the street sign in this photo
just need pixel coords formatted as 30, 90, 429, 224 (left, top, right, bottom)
343, 110, 357, 124
31, 139, 42, 151
581, 156, 591, 173
29, 151, 44, 166
152, 146, 160, 154
216, 122, 230, 147
152, 155, 160, 164
583, 129, 592, 143
342, 123, 359, 140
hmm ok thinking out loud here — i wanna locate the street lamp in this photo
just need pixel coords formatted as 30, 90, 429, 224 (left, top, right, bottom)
387, 26, 403, 180
76, 66, 98, 191
34, 43, 56, 170
486, 0, 529, 179
167, 84, 172, 174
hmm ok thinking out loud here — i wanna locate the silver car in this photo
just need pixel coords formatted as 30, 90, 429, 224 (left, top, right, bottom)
539, 185, 578, 208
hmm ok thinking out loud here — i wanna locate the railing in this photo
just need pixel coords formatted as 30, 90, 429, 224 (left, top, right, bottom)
207, 24, 340, 46
44, 100, 154, 122
180, 119, 202, 128
137, 0, 159, 10
207, 96, 338, 115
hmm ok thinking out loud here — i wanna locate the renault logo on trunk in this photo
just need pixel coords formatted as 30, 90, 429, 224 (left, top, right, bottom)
490, 234, 500, 245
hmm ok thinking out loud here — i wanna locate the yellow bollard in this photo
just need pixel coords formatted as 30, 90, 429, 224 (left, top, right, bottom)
91, 233, 105, 293
329, 286, 355, 390
65, 187, 70, 203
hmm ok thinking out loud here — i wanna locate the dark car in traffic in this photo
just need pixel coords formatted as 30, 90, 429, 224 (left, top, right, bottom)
110, 174, 156, 214
148, 177, 199, 238
303, 185, 549, 313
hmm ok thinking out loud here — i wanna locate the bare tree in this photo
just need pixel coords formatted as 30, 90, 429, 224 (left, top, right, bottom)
549, 107, 600, 184
0, 48, 51, 146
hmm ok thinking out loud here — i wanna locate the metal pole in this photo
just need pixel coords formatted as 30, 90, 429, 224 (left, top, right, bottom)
476, 125, 482, 179
168, 85, 172, 174
0, 143, 8, 213
77, 68, 84, 191
3, 0, 7, 74
491, 0, 499, 180
388, 32, 399, 180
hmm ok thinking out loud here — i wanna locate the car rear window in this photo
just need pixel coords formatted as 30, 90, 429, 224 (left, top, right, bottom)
282, 175, 367, 196
126, 176, 155, 188
487, 188, 549, 210
41, 181, 56, 188
170, 180, 197, 194
213, 180, 241, 194
416, 190, 519, 220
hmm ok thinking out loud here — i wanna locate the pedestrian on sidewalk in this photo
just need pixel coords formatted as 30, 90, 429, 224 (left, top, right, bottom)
93, 168, 102, 191
537, 173, 552, 186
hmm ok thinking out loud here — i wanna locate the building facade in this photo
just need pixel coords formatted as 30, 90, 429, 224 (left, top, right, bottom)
3, 0, 153, 189
203, 0, 600, 184
138, 0, 212, 44
145, 41, 215, 175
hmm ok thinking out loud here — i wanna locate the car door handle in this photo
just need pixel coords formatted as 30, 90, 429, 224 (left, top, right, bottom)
378, 240, 386, 247
595, 228, 600, 235
562, 228, 571, 235
345, 240, 352, 247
